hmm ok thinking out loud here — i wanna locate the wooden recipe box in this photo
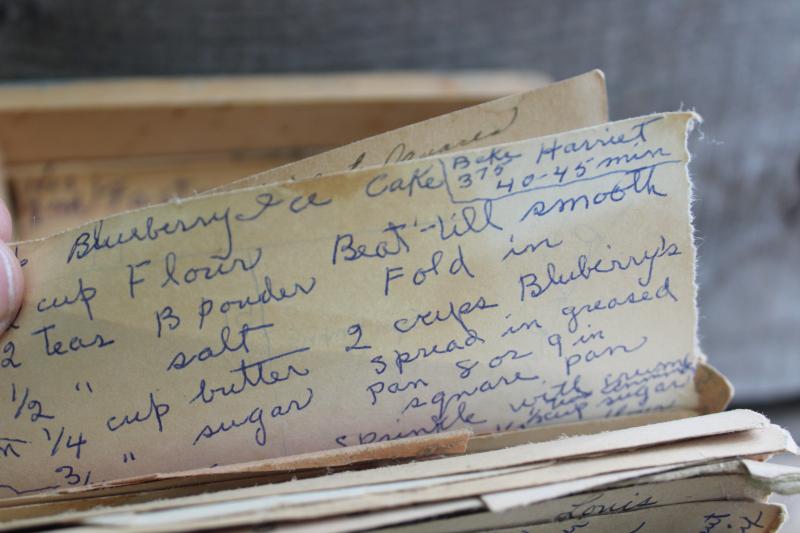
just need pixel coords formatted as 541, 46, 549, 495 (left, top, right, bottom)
0, 71, 547, 241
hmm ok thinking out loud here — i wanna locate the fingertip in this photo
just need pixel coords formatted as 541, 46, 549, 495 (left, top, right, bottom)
0, 242, 23, 331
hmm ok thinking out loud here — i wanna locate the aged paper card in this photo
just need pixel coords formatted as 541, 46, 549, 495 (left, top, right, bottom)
1, 112, 698, 495
210, 70, 608, 192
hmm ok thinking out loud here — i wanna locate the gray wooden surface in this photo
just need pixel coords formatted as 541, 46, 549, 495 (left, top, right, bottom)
0, 0, 798, 401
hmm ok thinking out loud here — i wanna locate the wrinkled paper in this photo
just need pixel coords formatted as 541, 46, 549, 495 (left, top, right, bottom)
1, 112, 700, 496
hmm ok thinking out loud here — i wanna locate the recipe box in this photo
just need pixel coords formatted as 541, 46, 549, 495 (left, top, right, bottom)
0, 71, 546, 241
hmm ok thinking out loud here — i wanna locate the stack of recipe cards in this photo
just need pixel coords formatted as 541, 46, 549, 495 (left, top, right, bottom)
1, 71, 798, 531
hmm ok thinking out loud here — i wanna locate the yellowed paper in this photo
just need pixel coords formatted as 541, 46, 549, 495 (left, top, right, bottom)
208, 70, 609, 192
50, 427, 795, 531
3, 421, 791, 532
269, 500, 483, 533
488, 501, 784, 533
266, 502, 785, 533
7, 152, 301, 241
2, 111, 700, 496
5, 70, 606, 242
60, 428, 471, 490
480, 462, 770, 512
86, 474, 765, 531
0, 410, 769, 513
219, 427, 791, 530
209, 70, 732, 418
694, 360, 733, 413
466, 408, 694, 453
743, 459, 800, 494
0, 465, 527, 527
382, 474, 769, 533
466, 359, 732, 454
480, 465, 680, 513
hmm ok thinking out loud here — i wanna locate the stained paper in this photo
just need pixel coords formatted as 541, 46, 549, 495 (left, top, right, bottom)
2, 112, 701, 496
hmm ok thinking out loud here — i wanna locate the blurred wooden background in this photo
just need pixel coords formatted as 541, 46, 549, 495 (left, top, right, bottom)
0, 0, 798, 403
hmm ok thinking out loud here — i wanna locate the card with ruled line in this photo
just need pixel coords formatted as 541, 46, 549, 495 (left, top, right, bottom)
1, 112, 700, 496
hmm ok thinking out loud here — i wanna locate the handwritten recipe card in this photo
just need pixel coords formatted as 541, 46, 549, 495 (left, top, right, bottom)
1, 69, 797, 533
0, 105, 704, 495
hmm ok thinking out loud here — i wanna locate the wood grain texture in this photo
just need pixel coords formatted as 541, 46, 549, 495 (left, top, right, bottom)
0, 0, 798, 400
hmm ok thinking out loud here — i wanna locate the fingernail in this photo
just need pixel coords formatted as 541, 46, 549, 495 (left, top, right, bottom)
0, 243, 23, 332
0, 201, 12, 242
